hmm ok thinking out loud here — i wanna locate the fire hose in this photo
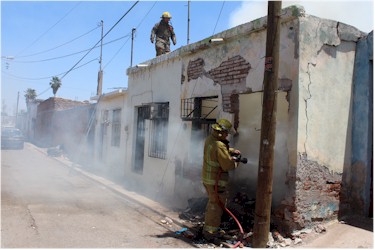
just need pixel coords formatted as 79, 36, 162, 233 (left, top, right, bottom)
215, 168, 245, 248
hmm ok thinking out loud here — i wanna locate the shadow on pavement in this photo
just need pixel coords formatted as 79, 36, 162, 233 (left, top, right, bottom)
342, 215, 373, 232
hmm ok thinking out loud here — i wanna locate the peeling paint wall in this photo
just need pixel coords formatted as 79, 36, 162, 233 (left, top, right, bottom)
297, 16, 362, 172
124, 6, 369, 230
177, 13, 300, 208
278, 15, 367, 230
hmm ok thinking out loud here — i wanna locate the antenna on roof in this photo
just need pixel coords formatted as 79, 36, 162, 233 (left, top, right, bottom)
187, 0, 190, 45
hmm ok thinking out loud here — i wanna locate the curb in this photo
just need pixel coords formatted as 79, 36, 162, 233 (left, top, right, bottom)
27, 143, 190, 231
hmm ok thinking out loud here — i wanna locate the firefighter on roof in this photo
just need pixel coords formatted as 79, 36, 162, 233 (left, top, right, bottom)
150, 12, 177, 56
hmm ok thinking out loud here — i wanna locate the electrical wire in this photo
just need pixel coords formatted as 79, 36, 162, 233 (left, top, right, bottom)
103, 1, 157, 69
213, 1, 225, 35
15, 1, 82, 57
36, 87, 52, 97
60, 0, 139, 80
10, 34, 130, 63
17, 25, 101, 58
1, 58, 98, 80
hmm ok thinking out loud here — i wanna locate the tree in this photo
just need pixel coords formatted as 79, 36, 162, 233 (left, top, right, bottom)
24, 88, 37, 106
49, 76, 62, 97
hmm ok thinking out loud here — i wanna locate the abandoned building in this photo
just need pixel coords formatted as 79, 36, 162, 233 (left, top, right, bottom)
121, 5, 372, 232
22, 5, 372, 233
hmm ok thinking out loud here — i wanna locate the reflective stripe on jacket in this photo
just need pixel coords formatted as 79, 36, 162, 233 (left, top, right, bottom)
202, 132, 236, 187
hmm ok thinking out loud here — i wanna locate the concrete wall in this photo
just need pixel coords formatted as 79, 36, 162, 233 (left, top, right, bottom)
281, 14, 367, 230
125, 58, 183, 200
125, 6, 370, 231
126, 6, 303, 208
93, 91, 128, 180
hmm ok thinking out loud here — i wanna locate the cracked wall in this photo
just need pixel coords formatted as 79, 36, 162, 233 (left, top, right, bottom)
275, 154, 342, 231
297, 15, 361, 172
180, 17, 300, 209
282, 15, 366, 230
125, 6, 368, 228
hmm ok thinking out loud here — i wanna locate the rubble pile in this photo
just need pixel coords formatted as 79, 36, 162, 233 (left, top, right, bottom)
179, 197, 207, 225
177, 193, 328, 248
222, 192, 256, 232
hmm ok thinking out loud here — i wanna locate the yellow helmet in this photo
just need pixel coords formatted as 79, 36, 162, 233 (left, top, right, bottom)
161, 12, 172, 19
212, 119, 232, 132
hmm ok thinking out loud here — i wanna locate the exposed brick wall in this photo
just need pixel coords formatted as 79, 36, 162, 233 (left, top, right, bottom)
187, 58, 205, 81
186, 56, 252, 128
274, 155, 342, 232
208, 55, 251, 86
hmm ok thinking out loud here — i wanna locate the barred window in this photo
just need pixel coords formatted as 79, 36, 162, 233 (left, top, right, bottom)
148, 103, 169, 159
111, 109, 121, 147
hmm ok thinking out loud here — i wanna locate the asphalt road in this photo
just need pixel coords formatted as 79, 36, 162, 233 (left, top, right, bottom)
1, 143, 194, 248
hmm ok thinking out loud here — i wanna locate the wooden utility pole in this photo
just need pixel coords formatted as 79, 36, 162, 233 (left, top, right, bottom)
97, 20, 104, 96
131, 28, 136, 67
252, 1, 281, 248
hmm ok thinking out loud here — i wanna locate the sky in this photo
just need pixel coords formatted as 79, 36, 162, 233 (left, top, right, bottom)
1, 0, 374, 115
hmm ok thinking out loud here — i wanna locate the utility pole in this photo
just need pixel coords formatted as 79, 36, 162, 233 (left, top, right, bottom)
97, 20, 104, 96
131, 27, 136, 67
15, 91, 19, 127
187, 0, 190, 45
252, 1, 281, 248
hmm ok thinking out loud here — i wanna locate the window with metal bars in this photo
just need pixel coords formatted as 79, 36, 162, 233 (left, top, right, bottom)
181, 96, 218, 121
111, 109, 121, 147
148, 104, 169, 159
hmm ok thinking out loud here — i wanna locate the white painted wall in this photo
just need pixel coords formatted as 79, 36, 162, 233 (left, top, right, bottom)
297, 15, 358, 173
94, 91, 128, 178
125, 58, 183, 198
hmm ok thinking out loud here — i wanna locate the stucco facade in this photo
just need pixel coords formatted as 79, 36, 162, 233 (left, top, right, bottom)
121, 5, 371, 232
92, 89, 128, 181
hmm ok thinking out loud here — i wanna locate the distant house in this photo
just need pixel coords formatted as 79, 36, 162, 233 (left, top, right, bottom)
90, 89, 128, 182
118, 5, 372, 232
35, 97, 93, 155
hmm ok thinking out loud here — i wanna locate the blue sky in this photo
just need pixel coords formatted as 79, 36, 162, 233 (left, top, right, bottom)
1, 0, 373, 114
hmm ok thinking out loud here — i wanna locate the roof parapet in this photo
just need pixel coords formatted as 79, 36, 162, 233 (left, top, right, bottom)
127, 5, 305, 75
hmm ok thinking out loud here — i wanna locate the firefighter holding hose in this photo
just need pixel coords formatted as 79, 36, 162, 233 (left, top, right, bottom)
201, 118, 243, 242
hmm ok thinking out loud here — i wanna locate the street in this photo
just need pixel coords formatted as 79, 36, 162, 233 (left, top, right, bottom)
1, 143, 194, 248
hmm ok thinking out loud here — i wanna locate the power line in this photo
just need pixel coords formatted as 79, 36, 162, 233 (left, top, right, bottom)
1, 58, 98, 81
16, 1, 82, 57
213, 1, 225, 35
61, 0, 140, 80
104, 1, 157, 69
9, 34, 130, 63
17, 25, 100, 58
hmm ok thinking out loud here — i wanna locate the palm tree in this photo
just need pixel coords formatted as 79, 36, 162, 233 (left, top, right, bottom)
49, 76, 62, 97
24, 88, 37, 108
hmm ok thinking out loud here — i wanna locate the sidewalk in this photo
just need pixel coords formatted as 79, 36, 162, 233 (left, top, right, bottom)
299, 216, 373, 248
31, 143, 192, 230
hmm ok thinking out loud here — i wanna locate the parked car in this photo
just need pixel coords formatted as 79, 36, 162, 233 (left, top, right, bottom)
1, 127, 24, 149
